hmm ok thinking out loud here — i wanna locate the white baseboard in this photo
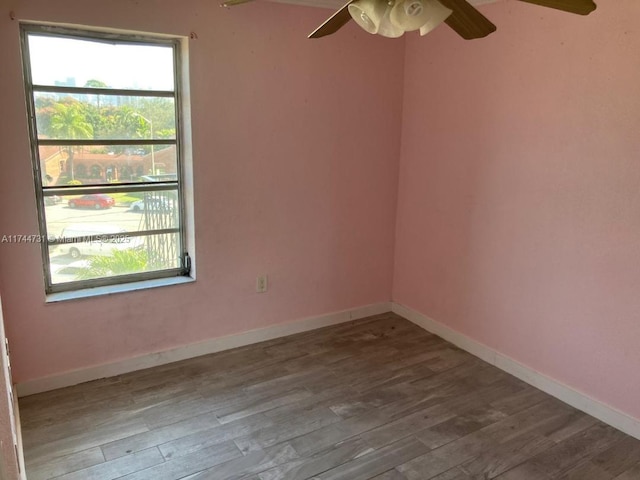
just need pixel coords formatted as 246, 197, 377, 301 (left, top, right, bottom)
392, 302, 640, 441
17, 302, 392, 397
13, 391, 26, 480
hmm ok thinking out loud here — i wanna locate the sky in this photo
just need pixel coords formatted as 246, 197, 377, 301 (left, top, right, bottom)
28, 34, 175, 91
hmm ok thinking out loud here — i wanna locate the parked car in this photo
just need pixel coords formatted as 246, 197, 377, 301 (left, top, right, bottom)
44, 195, 62, 206
58, 224, 142, 258
130, 198, 173, 213
68, 194, 115, 209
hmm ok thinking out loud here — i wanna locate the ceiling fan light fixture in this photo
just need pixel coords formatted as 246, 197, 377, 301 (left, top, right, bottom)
405, 0, 425, 17
348, 0, 388, 34
391, 0, 451, 32
419, 0, 453, 35
377, 2, 406, 38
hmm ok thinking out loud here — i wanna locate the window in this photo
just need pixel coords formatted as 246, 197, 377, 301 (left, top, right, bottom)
21, 25, 191, 294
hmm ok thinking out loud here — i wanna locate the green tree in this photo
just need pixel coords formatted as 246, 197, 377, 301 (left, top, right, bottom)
84, 79, 108, 112
90, 105, 149, 153
137, 98, 176, 138
115, 106, 148, 138
84, 79, 108, 88
50, 103, 93, 180
34, 96, 57, 137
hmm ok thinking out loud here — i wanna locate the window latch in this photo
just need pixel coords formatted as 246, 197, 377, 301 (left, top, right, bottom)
182, 252, 192, 275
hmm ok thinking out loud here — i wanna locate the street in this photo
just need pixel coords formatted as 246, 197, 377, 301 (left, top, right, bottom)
44, 203, 144, 237
44, 202, 159, 284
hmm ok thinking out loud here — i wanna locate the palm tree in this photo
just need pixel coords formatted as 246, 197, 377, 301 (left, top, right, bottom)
50, 103, 93, 180
84, 79, 108, 111
76, 249, 148, 280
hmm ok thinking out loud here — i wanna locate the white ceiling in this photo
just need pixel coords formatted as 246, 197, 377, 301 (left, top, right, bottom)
269, 0, 499, 11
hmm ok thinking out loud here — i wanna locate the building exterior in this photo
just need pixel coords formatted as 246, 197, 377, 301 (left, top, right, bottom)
41, 145, 176, 185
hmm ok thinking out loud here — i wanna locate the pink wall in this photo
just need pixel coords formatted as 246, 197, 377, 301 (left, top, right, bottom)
2, 0, 638, 427
0, 0, 403, 383
394, 0, 640, 419
0, 298, 22, 480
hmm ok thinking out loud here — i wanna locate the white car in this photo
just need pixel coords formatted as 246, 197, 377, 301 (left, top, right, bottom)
57, 224, 142, 259
130, 198, 173, 213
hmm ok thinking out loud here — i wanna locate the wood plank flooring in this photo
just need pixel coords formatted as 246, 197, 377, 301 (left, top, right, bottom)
19, 313, 640, 479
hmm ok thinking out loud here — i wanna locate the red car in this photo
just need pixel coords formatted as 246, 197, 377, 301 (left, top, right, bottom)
68, 194, 115, 209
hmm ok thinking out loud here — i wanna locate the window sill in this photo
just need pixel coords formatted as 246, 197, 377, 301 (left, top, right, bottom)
45, 276, 195, 303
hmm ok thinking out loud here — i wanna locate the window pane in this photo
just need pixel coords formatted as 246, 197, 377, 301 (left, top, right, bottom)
49, 232, 182, 284
44, 190, 180, 239
39, 144, 177, 185
28, 34, 174, 91
24, 26, 187, 293
34, 92, 176, 141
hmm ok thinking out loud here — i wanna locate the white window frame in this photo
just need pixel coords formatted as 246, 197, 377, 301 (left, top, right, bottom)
20, 24, 192, 295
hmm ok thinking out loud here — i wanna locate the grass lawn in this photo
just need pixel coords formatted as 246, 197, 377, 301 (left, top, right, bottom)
111, 193, 144, 205
59, 192, 143, 206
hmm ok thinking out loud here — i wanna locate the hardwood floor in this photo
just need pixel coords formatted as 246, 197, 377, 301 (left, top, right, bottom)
19, 313, 640, 480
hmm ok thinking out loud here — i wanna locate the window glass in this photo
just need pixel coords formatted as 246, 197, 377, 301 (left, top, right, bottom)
38, 144, 178, 185
28, 34, 175, 91
23, 26, 188, 293
34, 92, 176, 140
49, 232, 182, 284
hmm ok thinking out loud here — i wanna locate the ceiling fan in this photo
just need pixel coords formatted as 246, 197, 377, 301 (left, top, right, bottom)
221, 0, 596, 41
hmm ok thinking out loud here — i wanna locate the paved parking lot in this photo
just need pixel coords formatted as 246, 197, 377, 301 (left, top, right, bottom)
44, 203, 144, 237
44, 203, 149, 283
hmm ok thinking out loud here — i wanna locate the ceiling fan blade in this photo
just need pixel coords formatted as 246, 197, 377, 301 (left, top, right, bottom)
220, 0, 256, 7
437, 0, 496, 39
308, 0, 355, 39
516, 0, 596, 15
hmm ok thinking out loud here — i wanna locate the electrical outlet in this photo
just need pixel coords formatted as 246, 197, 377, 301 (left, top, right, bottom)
256, 274, 268, 293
